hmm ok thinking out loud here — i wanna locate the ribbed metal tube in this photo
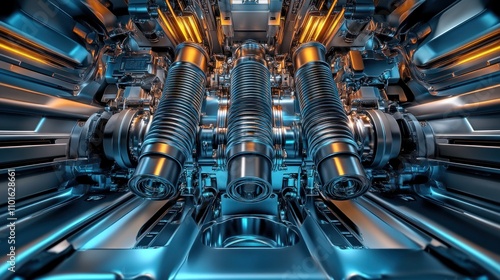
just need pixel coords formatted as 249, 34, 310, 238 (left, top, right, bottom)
129, 42, 208, 200
293, 42, 369, 200
226, 41, 274, 202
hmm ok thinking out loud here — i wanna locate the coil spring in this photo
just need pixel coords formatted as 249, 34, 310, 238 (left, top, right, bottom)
226, 62, 273, 152
129, 43, 207, 200
294, 42, 368, 200
295, 62, 357, 157
225, 54, 274, 202
142, 63, 205, 160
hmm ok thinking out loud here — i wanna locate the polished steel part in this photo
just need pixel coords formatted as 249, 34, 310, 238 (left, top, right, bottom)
202, 216, 299, 248
129, 42, 208, 200
1, 0, 500, 279
293, 42, 369, 200
103, 109, 151, 168
350, 110, 402, 168
226, 41, 274, 202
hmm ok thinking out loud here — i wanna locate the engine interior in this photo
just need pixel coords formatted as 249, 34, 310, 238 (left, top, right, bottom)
1, 0, 500, 279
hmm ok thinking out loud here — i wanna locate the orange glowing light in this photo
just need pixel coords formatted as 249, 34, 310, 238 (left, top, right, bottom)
313, 0, 338, 40
457, 44, 500, 65
318, 8, 344, 42
158, 3, 203, 44
299, 15, 321, 43
186, 15, 203, 43
299, 0, 344, 44
0, 41, 47, 64
165, 0, 189, 41
157, 7, 179, 43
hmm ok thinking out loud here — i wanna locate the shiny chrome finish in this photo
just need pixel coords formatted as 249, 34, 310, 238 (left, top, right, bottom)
350, 110, 402, 168
202, 216, 299, 248
226, 41, 274, 202
344, 0, 375, 43
129, 42, 208, 200
0, 81, 101, 119
410, 0, 500, 96
103, 109, 151, 168
293, 42, 369, 200
3, 0, 500, 278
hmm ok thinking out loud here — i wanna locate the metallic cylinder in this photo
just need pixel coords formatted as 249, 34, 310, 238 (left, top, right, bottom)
103, 109, 151, 168
349, 110, 401, 168
226, 41, 274, 202
293, 42, 369, 200
129, 42, 208, 200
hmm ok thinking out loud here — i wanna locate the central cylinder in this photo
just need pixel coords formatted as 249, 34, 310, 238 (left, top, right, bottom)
226, 41, 274, 202
293, 42, 369, 200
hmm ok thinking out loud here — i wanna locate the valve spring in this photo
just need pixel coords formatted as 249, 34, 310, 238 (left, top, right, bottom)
226, 62, 274, 151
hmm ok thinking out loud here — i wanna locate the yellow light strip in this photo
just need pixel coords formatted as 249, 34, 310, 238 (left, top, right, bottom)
182, 16, 198, 42
299, 15, 321, 43
313, 0, 338, 40
457, 44, 500, 65
158, 2, 203, 44
186, 15, 203, 43
165, 0, 189, 41
157, 7, 179, 44
318, 8, 344, 43
299, 0, 343, 44
0, 41, 47, 64
179, 17, 191, 41
299, 16, 311, 43
308, 17, 321, 42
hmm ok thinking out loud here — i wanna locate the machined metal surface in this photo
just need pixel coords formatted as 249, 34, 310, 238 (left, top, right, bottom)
350, 110, 401, 168
1, 0, 500, 279
202, 216, 299, 248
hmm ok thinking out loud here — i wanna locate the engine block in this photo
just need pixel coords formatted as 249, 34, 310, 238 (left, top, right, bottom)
1, 0, 499, 279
